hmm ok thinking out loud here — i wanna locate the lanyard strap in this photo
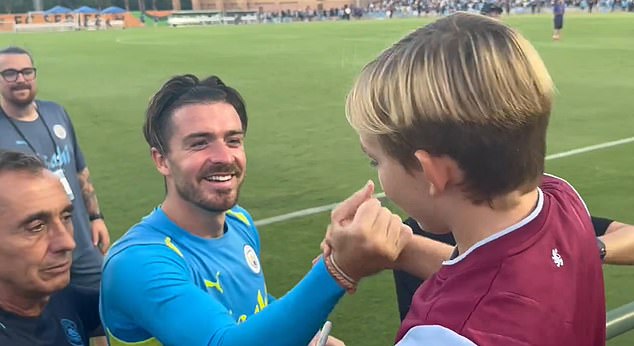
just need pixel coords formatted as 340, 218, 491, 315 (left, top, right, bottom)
1, 105, 58, 156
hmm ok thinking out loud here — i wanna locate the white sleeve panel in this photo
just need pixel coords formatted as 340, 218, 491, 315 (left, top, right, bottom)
396, 325, 477, 346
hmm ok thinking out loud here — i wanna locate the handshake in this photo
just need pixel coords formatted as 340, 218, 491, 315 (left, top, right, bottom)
319, 181, 413, 291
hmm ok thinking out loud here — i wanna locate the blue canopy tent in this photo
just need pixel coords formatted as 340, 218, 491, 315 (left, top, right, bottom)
44, 6, 72, 14
73, 6, 99, 28
73, 6, 99, 14
101, 6, 127, 14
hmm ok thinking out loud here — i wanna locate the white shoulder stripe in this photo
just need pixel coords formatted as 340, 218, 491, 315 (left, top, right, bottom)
396, 325, 477, 346
543, 173, 591, 217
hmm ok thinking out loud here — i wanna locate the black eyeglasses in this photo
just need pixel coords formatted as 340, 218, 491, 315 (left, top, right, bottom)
0, 68, 37, 82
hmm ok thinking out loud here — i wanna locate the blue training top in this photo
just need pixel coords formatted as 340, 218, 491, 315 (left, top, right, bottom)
100, 206, 344, 346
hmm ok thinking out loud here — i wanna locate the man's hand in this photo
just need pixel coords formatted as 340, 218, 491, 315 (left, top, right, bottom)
331, 180, 375, 226
323, 182, 413, 282
320, 181, 375, 256
91, 219, 111, 255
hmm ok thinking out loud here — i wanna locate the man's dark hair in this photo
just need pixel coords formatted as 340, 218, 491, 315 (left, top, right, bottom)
143, 74, 248, 154
0, 150, 45, 175
0, 46, 34, 64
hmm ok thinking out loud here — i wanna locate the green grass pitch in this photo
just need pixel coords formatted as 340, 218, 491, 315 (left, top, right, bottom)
2, 13, 633, 345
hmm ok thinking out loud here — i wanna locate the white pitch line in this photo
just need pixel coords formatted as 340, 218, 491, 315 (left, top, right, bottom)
253, 136, 634, 227
544, 136, 634, 160
114, 37, 181, 46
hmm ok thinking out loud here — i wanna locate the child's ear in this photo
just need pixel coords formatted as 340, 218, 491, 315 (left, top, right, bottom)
414, 150, 461, 196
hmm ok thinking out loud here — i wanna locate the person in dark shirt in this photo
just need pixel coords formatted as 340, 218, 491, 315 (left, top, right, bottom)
553, 0, 566, 40
480, 2, 503, 17
0, 150, 102, 346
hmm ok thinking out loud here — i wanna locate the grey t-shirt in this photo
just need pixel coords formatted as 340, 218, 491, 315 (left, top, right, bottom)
0, 100, 103, 288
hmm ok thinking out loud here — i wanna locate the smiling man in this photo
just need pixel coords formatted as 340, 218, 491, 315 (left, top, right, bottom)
100, 74, 413, 346
0, 150, 103, 346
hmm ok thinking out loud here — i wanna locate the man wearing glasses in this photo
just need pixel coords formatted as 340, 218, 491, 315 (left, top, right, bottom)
0, 46, 110, 293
